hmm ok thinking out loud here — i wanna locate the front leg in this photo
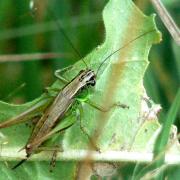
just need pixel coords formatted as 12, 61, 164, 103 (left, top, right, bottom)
82, 100, 129, 112
44, 87, 61, 97
54, 65, 73, 84
44, 66, 73, 96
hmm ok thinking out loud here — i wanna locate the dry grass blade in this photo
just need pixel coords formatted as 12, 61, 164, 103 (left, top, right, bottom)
150, 0, 180, 45
0, 52, 71, 63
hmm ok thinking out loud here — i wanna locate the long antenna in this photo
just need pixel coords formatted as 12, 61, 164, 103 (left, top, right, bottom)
46, 5, 88, 69
96, 29, 156, 77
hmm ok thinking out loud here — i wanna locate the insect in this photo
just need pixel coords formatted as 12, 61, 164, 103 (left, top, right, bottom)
0, 1, 156, 170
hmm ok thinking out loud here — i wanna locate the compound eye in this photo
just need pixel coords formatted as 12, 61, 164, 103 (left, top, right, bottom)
90, 80, 96, 86
79, 70, 84, 74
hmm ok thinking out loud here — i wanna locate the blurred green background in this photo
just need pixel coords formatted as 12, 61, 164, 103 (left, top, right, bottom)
0, 0, 106, 103
0, 0, 179, 178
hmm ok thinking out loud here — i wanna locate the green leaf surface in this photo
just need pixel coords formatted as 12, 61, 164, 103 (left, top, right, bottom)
62, 0, 161, 152
1, 0, 178, 179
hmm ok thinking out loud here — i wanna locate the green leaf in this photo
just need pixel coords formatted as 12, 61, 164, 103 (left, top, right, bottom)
62, 0, 161, 152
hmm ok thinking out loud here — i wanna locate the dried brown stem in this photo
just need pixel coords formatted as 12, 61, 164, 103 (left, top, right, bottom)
150, 0, 180, 45
0, 52, 70, 63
